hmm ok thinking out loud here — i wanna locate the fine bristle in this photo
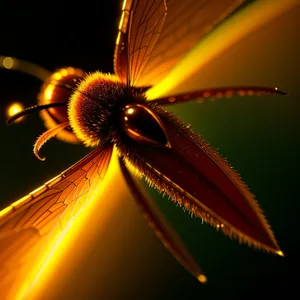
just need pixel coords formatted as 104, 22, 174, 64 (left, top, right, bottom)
117, 103, 281, 255
68, 72, 125, 147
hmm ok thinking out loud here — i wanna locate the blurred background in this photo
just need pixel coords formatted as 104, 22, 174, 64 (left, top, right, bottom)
0, 0, 299, 299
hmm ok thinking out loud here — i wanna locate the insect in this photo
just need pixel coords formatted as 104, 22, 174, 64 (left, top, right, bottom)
0, 0, 297, 298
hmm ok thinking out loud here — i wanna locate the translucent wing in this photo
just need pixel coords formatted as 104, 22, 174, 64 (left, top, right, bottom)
0, 142, 113, 298
114, 0, 243, 87
146, 0, 299, 99
114, 0, 167, 86
0, 143, 113, 237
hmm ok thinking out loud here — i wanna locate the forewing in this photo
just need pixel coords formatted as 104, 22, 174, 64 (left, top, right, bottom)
118, 104, 281, 254
114, 0, 244, 87
0, 142, 113, 298
146, 0, 299, 99
114, 0, 167, 86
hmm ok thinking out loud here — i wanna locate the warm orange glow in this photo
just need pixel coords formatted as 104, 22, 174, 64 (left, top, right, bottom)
44, 84, 54, 101
118, 0, 131, 33
11, 194, 31, 209
198, 274, 207, 284
1, 2, 295, 298
53, 72, 62, 80
146, 0, 299, 100
0, 205, 13, 217
37, 67, 85, 145
119, 11, 125, 30
16, 150, 121, 300
116, 32, 121, 45
60, 68, 68, 76
68, 71, 120, 147
6, 102, 25, 122
127, 108, 134, 114
0, 56, 51, 80
277, 250, 284, 257
122, 0, 127, 11
50, 67, 81, 81
2, 56, 14, 69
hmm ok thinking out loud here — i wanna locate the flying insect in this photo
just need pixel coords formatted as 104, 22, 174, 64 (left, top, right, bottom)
1, 1, 294, 297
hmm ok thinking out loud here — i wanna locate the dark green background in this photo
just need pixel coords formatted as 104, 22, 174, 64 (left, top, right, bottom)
0, 1, 299, 299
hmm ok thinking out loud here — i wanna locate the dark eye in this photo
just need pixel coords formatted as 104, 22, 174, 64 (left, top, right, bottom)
121, 103, 171, 148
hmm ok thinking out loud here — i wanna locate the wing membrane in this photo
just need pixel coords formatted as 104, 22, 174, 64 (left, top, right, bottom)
114, 0, 167, 86
0, 142, 113, 299
138, 0, 243, 87
114, 0, 244, 87
0, 142, 113, 236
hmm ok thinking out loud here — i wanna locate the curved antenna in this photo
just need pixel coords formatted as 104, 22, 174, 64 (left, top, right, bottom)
6, 102, 67, 125
6, 78, 97, 125
34, 121, 70, 161
0, 56, 51, 81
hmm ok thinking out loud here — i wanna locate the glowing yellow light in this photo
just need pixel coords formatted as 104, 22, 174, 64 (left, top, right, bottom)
147, 0, 299, 100
16, 153, 121, 300
116, 31, 121, 45
44, 85, 54, 101
11, 195, 31, 209
277, 250, 284, 257
122, 0, 126, 11
2, 56, 14, 69
60, 68, 68, 77
119, 12, 125, 30
198, 274, 207, 284
0, 55, 51, 80
67, 67, 75, 75
0, 205, 12, 217
127, 108, 134, 114
53, 73, 62, 80
6, 102, 25, 122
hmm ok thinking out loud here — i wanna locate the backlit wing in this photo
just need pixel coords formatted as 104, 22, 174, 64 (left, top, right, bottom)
114, 0, 243, 87
114, 0, 167, 86
0, 142, 113, 299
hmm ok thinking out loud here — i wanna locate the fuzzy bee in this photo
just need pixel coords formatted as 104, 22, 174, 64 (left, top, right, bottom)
0, 0, 297, 298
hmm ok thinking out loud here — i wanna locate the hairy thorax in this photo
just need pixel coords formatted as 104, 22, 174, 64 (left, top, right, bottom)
68, 72, 146, 147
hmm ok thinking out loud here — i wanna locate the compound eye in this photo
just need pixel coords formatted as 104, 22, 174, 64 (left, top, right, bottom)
121, 103, 171, 148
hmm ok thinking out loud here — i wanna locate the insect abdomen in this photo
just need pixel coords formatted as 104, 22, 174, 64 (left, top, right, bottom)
39, 67, 86, 143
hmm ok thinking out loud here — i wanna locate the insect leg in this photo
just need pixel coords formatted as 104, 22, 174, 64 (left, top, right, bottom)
151, 86, 286, 105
